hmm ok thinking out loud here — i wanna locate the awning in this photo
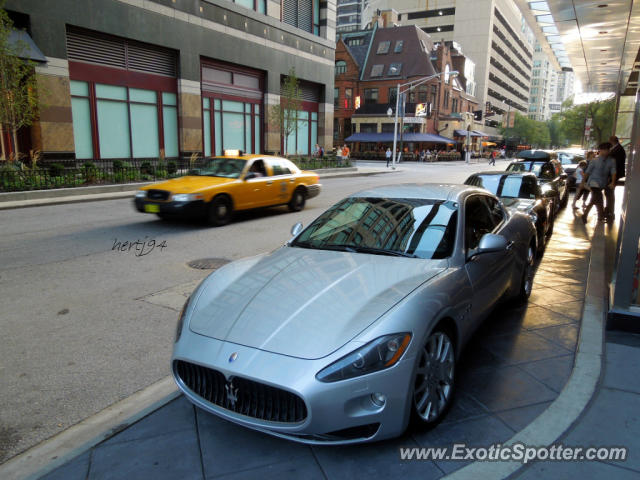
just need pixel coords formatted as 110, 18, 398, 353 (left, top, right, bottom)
472, 130, 490, 137
453, 129, 483, 137
345, 132, 457, 144
8, 30, 46, 63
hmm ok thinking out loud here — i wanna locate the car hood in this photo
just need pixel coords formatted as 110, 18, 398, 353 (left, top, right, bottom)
188, 247, 446, 359
142, 176, 235, 193
502, 197, 535, 212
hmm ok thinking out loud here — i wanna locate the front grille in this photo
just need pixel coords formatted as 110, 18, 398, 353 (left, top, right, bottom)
147, 189, 170, 201
174, 360, 307, 423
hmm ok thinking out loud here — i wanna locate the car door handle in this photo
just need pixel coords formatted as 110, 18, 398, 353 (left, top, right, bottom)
266, 181, 273, 185
506, 241, 514, 250
289, 179, 295, 183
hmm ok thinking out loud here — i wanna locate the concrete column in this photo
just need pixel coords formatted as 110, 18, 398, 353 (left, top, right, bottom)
264, 92, 281, 154
318, 101, 333, 151
177, 79, 202, 156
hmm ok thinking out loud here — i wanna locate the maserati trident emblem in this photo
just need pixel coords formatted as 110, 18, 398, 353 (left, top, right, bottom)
225, 379, 239, 408
228, 352, 238, 363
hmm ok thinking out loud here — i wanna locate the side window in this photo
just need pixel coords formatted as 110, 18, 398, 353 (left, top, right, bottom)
484, 196, 505, 227
519, 177, 538, 198
541, 164, 555, 179
270, 161, 292, 176
464, 196, 495, 250
248, 159, 268, 177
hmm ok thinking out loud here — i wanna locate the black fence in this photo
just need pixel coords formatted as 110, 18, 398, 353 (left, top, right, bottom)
0, 156, 351, 192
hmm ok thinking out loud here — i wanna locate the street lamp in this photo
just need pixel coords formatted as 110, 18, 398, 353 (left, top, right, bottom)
391, 70, 458, 169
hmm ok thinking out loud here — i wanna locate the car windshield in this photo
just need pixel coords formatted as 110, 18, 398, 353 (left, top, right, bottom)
557, 152, 583, 165
507, 162, 546, 177
472, 175, 538, 199
194, 158, 246, 178
291, 197, 458, 260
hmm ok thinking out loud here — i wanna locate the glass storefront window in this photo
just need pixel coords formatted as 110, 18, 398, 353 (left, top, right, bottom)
70, 80, 93, 159
203, 96, 262, 155
162, 93, 179, 157
97, 99, 131, 158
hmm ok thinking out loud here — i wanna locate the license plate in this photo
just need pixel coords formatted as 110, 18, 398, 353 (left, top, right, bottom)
144, 204, 160, 213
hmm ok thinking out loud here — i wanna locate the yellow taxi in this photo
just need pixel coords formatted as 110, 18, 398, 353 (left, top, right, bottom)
134, 151, 321, 226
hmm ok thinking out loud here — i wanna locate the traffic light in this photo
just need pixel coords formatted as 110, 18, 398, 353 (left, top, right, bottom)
473, 110, 483, 121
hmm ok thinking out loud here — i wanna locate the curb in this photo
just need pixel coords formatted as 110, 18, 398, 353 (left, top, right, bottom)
0, 377, 179, 480
443, 223, 606, 479
0, 168, 395, 211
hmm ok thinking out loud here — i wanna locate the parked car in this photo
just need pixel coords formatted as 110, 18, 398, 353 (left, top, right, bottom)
134, 151, 321, 226
506, 150, 569, 215
172, 184, 537, 444
555, 149, 585, 189
465, 171, 553, 253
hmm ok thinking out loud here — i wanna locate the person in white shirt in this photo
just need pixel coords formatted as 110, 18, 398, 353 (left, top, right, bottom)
572, 160, 588, 209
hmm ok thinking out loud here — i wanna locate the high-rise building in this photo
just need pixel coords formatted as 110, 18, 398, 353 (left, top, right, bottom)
529, 40, 555, 121
336, 0, 365, 34
362, 0, 537, 136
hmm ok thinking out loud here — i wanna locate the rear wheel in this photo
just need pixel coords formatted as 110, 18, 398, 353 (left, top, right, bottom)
410, 328, 456, 430
288, 187, 306, 212
208, 195, 233, 226
517, 243, 535, 302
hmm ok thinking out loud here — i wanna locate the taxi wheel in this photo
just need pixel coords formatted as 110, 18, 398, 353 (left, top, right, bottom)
288, 187, 306, 212
208, 195, 233, 226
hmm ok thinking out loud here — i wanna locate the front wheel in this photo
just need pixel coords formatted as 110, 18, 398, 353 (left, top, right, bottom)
288, 187, 306, 212
517, 243, 535, 302
208, 195, 233, 226
411, 329, 456, 430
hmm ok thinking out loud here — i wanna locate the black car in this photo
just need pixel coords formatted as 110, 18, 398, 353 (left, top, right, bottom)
506, 150, 569, 216
556, 150, 585, 189
465, 171, 553, 253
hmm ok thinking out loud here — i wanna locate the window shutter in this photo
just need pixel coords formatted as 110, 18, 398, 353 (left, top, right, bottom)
283, 0, 298, 28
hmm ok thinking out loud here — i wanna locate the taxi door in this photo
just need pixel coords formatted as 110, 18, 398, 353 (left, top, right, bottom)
240, 159, 274, 209
266, 159, 295, 206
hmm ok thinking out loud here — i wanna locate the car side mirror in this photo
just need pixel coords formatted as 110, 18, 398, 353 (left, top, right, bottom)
477, 233, 508, 254
245, 172, 257, 180
290, 222, 303, 237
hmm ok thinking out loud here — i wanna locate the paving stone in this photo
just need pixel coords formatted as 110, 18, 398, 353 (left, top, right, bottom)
39, 451, 91, 480
88, 430, 202, 480
518, 354, 574, 393
440, 391, 489, 425
540, 300, 584, 322
494, 401, 552, 432
313, 435, 443, 480
458, 365, 557, 412
604, 344, 640, 394
532, 324, 579, 351
520, 305, 578, 329
102, 395, 196, 446
413, 416, 514, 474
563, 388, 640, 472
482, 331, 572, 366
528, 287, 583, 307
546, 283, 587, 298
197, 409, 312, 478
516, 458, 638, 479
210, 456, 326, 480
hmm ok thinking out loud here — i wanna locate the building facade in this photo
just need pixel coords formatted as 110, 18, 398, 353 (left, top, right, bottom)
5, 0, 336, 161
528, 40, 555, 121
361, 0, 535, 136
336, 0, 364, 34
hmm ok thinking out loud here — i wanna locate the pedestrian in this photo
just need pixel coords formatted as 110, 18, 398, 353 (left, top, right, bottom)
319, 145, 324, 158
581, 142, 616, 224
342, 144, 350, 163
605, 136, 626, 221
572, 160, 589, 209
313, 143, 320, 157
385, 147, 392, 167
336, 145, 343, 165
489, 150, 496, 166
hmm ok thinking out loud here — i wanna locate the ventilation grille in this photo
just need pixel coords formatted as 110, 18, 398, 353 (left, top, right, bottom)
66, 27, 177, 77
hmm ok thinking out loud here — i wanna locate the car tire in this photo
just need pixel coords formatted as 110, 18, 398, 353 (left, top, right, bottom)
208, 195, 233, 226
537, 227, 546, 254
156, 213, 169, 220
410, 327, 456, 430
517, 243, 535, 302
288, 187, 306, 212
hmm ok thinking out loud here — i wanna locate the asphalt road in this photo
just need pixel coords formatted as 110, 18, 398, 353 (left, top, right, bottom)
0, 159, 511, 463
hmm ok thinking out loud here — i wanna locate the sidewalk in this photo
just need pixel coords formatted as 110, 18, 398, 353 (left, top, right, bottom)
0, 166, 395, 210
2, 191, 635, 480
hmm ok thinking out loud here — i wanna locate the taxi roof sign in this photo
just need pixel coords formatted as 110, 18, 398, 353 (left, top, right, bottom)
224, 149, 244, 156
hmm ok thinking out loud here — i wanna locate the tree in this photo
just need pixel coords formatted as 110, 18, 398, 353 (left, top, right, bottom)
0, 4, 39, 161
500, 113, 550, 148
557, 96, 615, 147
268, 67, 305, 155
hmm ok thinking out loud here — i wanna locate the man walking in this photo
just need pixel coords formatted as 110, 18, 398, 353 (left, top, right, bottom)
581, 142, 616, 224
605, 135, 626, 221
385, 147, 392, 167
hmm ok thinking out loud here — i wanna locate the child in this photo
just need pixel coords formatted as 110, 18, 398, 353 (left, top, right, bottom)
572, 160, 589, 209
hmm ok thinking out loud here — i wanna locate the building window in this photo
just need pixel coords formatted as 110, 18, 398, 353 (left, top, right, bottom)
394, 41, 404, 53
202, 98, 261, 156
443, 91, 449, 108
347, 37, 364, 46
389, 88, 397, 105
282, 0, 320, 35
334, 87, 340, 107
360, 123, 377, 133
388, 63, 402, 76
70, 80, 178, 159
284, 110, 317, 155
445, 64, 451, 84
344, 88, 352, 109
231, 0, 266, 14
376, 41, 391, 54
363, 88, 378, 104
370, 64, 384, 77
335, 60, 347, 74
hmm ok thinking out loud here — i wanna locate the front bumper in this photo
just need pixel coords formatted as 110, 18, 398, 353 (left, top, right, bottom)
306, 184, 321, 200
134, 198, 207, 218
172, 333, 415, 445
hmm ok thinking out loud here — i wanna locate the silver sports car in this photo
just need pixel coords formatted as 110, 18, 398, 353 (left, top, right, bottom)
172, 184, 537, 444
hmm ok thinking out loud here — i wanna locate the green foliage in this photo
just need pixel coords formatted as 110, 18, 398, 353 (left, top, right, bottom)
0, 4, 40, 159
167, 161, 178, 175
268, 67, 305, 155
140, 161, 154, 175
82, 161, 97, 183
555, 96, 616, 146
48, 163, 65, 177
500, 113, 551, 148
112, 159, 124, 170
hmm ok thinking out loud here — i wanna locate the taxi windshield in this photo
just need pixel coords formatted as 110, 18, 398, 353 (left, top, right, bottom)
197, 158, 247, 178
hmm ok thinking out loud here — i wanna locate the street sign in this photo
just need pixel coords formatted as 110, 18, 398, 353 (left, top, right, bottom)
415, 103, 427, 117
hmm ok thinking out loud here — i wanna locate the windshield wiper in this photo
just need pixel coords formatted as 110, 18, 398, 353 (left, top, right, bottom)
292, 241, 356, 253
348, 246, 418, 258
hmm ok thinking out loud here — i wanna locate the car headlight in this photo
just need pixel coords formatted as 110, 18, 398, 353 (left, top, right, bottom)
529, 211, 538, 223
135, 190, 147, 198
172, 193, 203, 202
175, 296, 190, 343
316, 333, 411, 383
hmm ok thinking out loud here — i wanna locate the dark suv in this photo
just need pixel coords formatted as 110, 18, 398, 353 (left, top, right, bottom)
506, 150, 568, 216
